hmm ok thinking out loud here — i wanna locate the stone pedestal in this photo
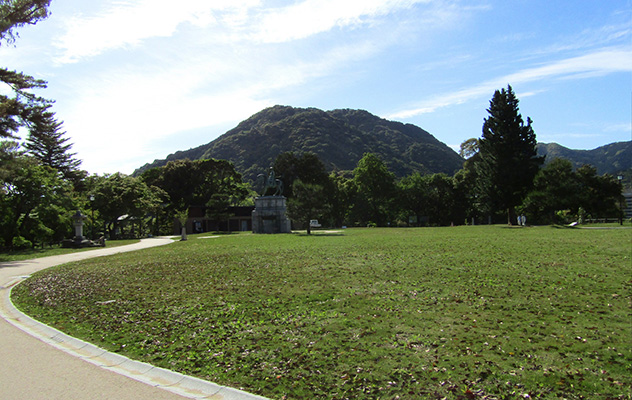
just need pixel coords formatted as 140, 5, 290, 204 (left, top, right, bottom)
252, 196, 291, 234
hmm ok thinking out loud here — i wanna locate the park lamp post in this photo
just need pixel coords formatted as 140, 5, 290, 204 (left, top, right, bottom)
617, 176, 623, 226
89, 194, 95, 239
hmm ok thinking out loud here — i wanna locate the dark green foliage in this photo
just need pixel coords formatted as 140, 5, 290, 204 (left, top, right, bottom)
0, 154, 74, 247
522, 158, 582, 223
140, 159, 248, 234
286, 179, 329, 234
141, 158, 248, 210
574, 165, 621, 218
328, 173, 355, 227
521, 160, 622, 224
134, 106, 464, 182
24, 105, 81, 179
351, 153, 397, 226
398, 172, 460, 226
0, 0, 50, 46
272, 152, 331, 198
89, 173, 164, 239
0, 68, 50, 138
476, 85, 544, 224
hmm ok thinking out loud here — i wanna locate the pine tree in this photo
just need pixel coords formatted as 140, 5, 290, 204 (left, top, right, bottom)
476, 85, 544, 224
1, 1, 52, 138
25, 106, 81, 178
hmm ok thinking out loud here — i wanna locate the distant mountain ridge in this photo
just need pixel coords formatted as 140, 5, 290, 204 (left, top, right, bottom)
135, 105, 465, 181
135, 105, 630, 181
537, 141, 631, 175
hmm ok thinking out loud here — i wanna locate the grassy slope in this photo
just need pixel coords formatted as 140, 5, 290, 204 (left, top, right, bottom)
12, 227, 631, 399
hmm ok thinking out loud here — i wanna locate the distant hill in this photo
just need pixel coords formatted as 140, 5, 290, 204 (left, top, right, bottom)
135, 106, 465, 181
537, 141, 632, 175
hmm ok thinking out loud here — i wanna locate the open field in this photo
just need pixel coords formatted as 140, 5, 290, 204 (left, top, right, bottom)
12, 227, 631, 399
0, 239, 141, 262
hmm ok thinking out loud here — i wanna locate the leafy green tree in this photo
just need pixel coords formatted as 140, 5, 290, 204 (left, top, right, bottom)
142, 159, 246, 210
452, 166, 478, 224
328, 172, 354, 227
522, 158, 581, 223
397, 172, 427, 226
459, 138, 479, 159
90, 173, 163, 239
351, 153, 396, 226
0, 154, 72, 247
272, 152, 330, 198
398, 173, 458, 226
287, 179, 329, 234
476, 85, 544, 224
575, 165, 621, 219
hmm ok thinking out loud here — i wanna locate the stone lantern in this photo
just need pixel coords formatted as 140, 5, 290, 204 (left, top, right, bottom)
73, 210, 88, 241
62, 210, 101, 248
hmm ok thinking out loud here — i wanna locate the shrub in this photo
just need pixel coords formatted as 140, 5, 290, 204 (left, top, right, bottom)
12, 236, 33, 250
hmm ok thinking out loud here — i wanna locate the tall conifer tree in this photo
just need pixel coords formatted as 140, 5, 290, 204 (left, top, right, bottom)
476, 85, 544, 224
24, 106, 81, 178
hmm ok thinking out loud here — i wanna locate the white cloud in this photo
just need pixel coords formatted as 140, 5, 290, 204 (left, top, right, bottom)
55, 0, 260, 63
387, 47, 632, 119
252, 0, 427, 43
603, 123, 630, 133
54, 0, 439, 63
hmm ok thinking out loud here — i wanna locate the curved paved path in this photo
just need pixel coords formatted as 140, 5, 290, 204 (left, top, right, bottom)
0, 238, 269, 400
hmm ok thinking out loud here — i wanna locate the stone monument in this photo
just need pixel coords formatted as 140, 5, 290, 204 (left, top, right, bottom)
61, 210, 105, 248
252, 168, 291, 234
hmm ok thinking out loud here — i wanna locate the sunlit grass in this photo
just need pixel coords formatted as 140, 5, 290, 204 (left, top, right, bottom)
12, 227, 631, 399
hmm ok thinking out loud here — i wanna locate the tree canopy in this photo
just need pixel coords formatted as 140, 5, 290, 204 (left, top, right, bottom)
351, 153, 397, 226
476, 85, 544, 224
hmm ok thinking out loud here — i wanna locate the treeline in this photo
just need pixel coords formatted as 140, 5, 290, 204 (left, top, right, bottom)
271, 150, 623, 231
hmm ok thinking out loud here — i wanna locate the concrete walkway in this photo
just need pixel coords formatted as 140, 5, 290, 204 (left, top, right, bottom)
0, 238, 269, 400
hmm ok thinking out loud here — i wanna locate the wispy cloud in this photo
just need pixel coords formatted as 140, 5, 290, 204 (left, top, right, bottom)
604, 123, 630, 133
55, 0, 259, 63
55, 0, 444, 63
251, 0, 427, 43
387, 47, 632, 119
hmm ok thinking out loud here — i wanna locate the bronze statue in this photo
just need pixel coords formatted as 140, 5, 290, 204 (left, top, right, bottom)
258, 167, 283, 196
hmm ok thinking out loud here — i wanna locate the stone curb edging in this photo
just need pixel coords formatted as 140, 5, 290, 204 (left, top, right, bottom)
1, 277, 270, 400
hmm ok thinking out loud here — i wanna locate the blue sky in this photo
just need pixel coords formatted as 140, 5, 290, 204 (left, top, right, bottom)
2, 0, 630, 175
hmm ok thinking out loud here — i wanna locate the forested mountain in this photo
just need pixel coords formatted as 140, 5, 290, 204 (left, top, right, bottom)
135, 106, 465, 181
537, 141, 631, 175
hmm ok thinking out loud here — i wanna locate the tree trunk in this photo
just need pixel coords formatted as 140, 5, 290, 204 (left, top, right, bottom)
507, 207, 517, 225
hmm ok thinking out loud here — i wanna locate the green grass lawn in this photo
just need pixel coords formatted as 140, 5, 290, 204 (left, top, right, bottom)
0, 239, 141, 262
12, 227, 631, 399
